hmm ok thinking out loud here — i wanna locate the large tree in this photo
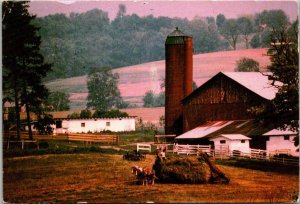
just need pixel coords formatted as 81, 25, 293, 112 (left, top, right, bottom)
250, 20, 298, 145
220, 19, 239, 50
3, 1, 51, 139
43, 91, 70, 111
237, 17, 254, 49
87, 67, 127, 110
267, 19, 299, 132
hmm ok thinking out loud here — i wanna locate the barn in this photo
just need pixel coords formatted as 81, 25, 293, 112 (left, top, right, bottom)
174, 71, 283, 149
53, 117, 136, 134
181, 72, 279, 132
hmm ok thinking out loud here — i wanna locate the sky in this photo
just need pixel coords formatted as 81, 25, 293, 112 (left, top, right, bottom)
29, 0, 298, 22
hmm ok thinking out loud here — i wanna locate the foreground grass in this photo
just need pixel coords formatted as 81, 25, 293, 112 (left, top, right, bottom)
4, 154, 299, 203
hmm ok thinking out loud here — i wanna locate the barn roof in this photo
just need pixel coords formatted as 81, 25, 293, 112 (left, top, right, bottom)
176, 121, 234, 139
222, 72, 279, 100
216, 134, 251, 140
182, 72, 280, 103
176, 120, 269, 140
263, 128, 298, 136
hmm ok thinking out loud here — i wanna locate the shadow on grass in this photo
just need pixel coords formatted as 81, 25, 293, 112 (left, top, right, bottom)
215, 158, 299, 175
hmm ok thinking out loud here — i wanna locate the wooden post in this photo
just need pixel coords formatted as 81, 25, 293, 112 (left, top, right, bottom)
117, 135, 120, 145
37, 140, 39, 150
7, 140, 10, 150
22, 140, 24, 150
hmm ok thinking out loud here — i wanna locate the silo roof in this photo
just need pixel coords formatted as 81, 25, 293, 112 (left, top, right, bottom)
165, 27, 191, 45
168, 27, 188, 37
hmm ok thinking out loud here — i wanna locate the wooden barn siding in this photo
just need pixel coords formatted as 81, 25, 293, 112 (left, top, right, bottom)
183, 74, 269, 131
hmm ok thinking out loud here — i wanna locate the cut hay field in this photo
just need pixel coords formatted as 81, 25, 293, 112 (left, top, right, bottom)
45, 48, 270, 108
4, 154, 298, 203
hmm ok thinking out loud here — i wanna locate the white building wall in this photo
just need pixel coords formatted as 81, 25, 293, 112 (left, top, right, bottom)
56, 118, 135, 133
267, 136, 298, 157
211, 137, 251, 154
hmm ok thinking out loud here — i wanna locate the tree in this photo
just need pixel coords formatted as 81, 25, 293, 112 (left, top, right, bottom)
250, 20, 298, 145
235, 58, 260, 72
80, 109, 92, 118
93, 109, 128, 118
143, 91, 156, 107
3, 1, 51, 139
220, 19, 239, 50
251, 10, 290, 48
67, 112, 80, 119
216, 14, 226, 30
237, 17, 254, 49
87, 67, 125, 110
44, 91, 70, 111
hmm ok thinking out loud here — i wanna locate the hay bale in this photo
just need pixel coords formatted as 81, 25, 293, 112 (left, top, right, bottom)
152, 156, 210, 184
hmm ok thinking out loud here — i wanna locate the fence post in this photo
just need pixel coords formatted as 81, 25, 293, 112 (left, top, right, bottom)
117, 135, 120, 145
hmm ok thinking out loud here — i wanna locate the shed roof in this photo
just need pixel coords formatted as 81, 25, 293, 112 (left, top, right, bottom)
176, 120, 269, 140
218, 134, 251, 140
263, 128, 298, 136
176, 121, 234, 139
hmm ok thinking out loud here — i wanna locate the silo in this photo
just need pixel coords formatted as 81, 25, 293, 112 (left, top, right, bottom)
165, 27, 193, 135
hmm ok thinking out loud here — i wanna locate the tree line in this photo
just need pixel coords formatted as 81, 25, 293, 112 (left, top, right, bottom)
33, 4, 292, 80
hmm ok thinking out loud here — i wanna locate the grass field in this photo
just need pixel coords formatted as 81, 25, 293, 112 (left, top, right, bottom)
4, 153, 299, 203
45, 48, 270, 108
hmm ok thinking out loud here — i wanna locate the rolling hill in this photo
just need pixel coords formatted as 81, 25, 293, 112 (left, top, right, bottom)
45, 48, 271, 110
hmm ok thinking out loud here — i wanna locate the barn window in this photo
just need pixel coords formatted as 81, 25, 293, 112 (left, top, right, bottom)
106, 122, 110, 126
241, 140, 245, 143
56, 121, 62, 128
284, 135, 289, 140
220, 140, 226, 144
81, 123, 85, 127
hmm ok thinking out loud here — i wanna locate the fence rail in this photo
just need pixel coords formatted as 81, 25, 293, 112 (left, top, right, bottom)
173, 144, 211, 156
3, 131, 120, 149
136, 143, 152, 152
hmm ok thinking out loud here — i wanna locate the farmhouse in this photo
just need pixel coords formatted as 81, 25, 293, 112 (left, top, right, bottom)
53, 117, 136, 134
263, 129, 298, 157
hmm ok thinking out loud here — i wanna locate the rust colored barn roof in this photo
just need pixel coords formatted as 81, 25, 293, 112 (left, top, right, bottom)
176, 120, 269, 140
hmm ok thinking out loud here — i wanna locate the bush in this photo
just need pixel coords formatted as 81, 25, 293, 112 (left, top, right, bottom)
152, 156, 210, 184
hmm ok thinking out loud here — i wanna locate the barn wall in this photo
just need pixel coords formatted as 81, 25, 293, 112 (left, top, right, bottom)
55, 118, 135, 133
183, 74, 269, 131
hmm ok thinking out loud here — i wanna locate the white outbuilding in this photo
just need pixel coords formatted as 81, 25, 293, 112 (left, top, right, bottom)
209, 134, 251, 154
263, 129, 298, 157
53, 117, 136, 134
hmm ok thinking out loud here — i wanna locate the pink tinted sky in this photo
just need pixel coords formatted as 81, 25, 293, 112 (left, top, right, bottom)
29, 0, 298, 21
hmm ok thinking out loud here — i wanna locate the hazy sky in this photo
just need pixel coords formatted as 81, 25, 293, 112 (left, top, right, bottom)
29, 0, 298, 21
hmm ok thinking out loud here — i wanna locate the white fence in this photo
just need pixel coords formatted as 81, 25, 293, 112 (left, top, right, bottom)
171, 144, 299, 166
173, 144, 211, 156
136, 143, 152, 152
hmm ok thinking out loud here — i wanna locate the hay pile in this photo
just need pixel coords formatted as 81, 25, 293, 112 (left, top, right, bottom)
152, 156, 211, 184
